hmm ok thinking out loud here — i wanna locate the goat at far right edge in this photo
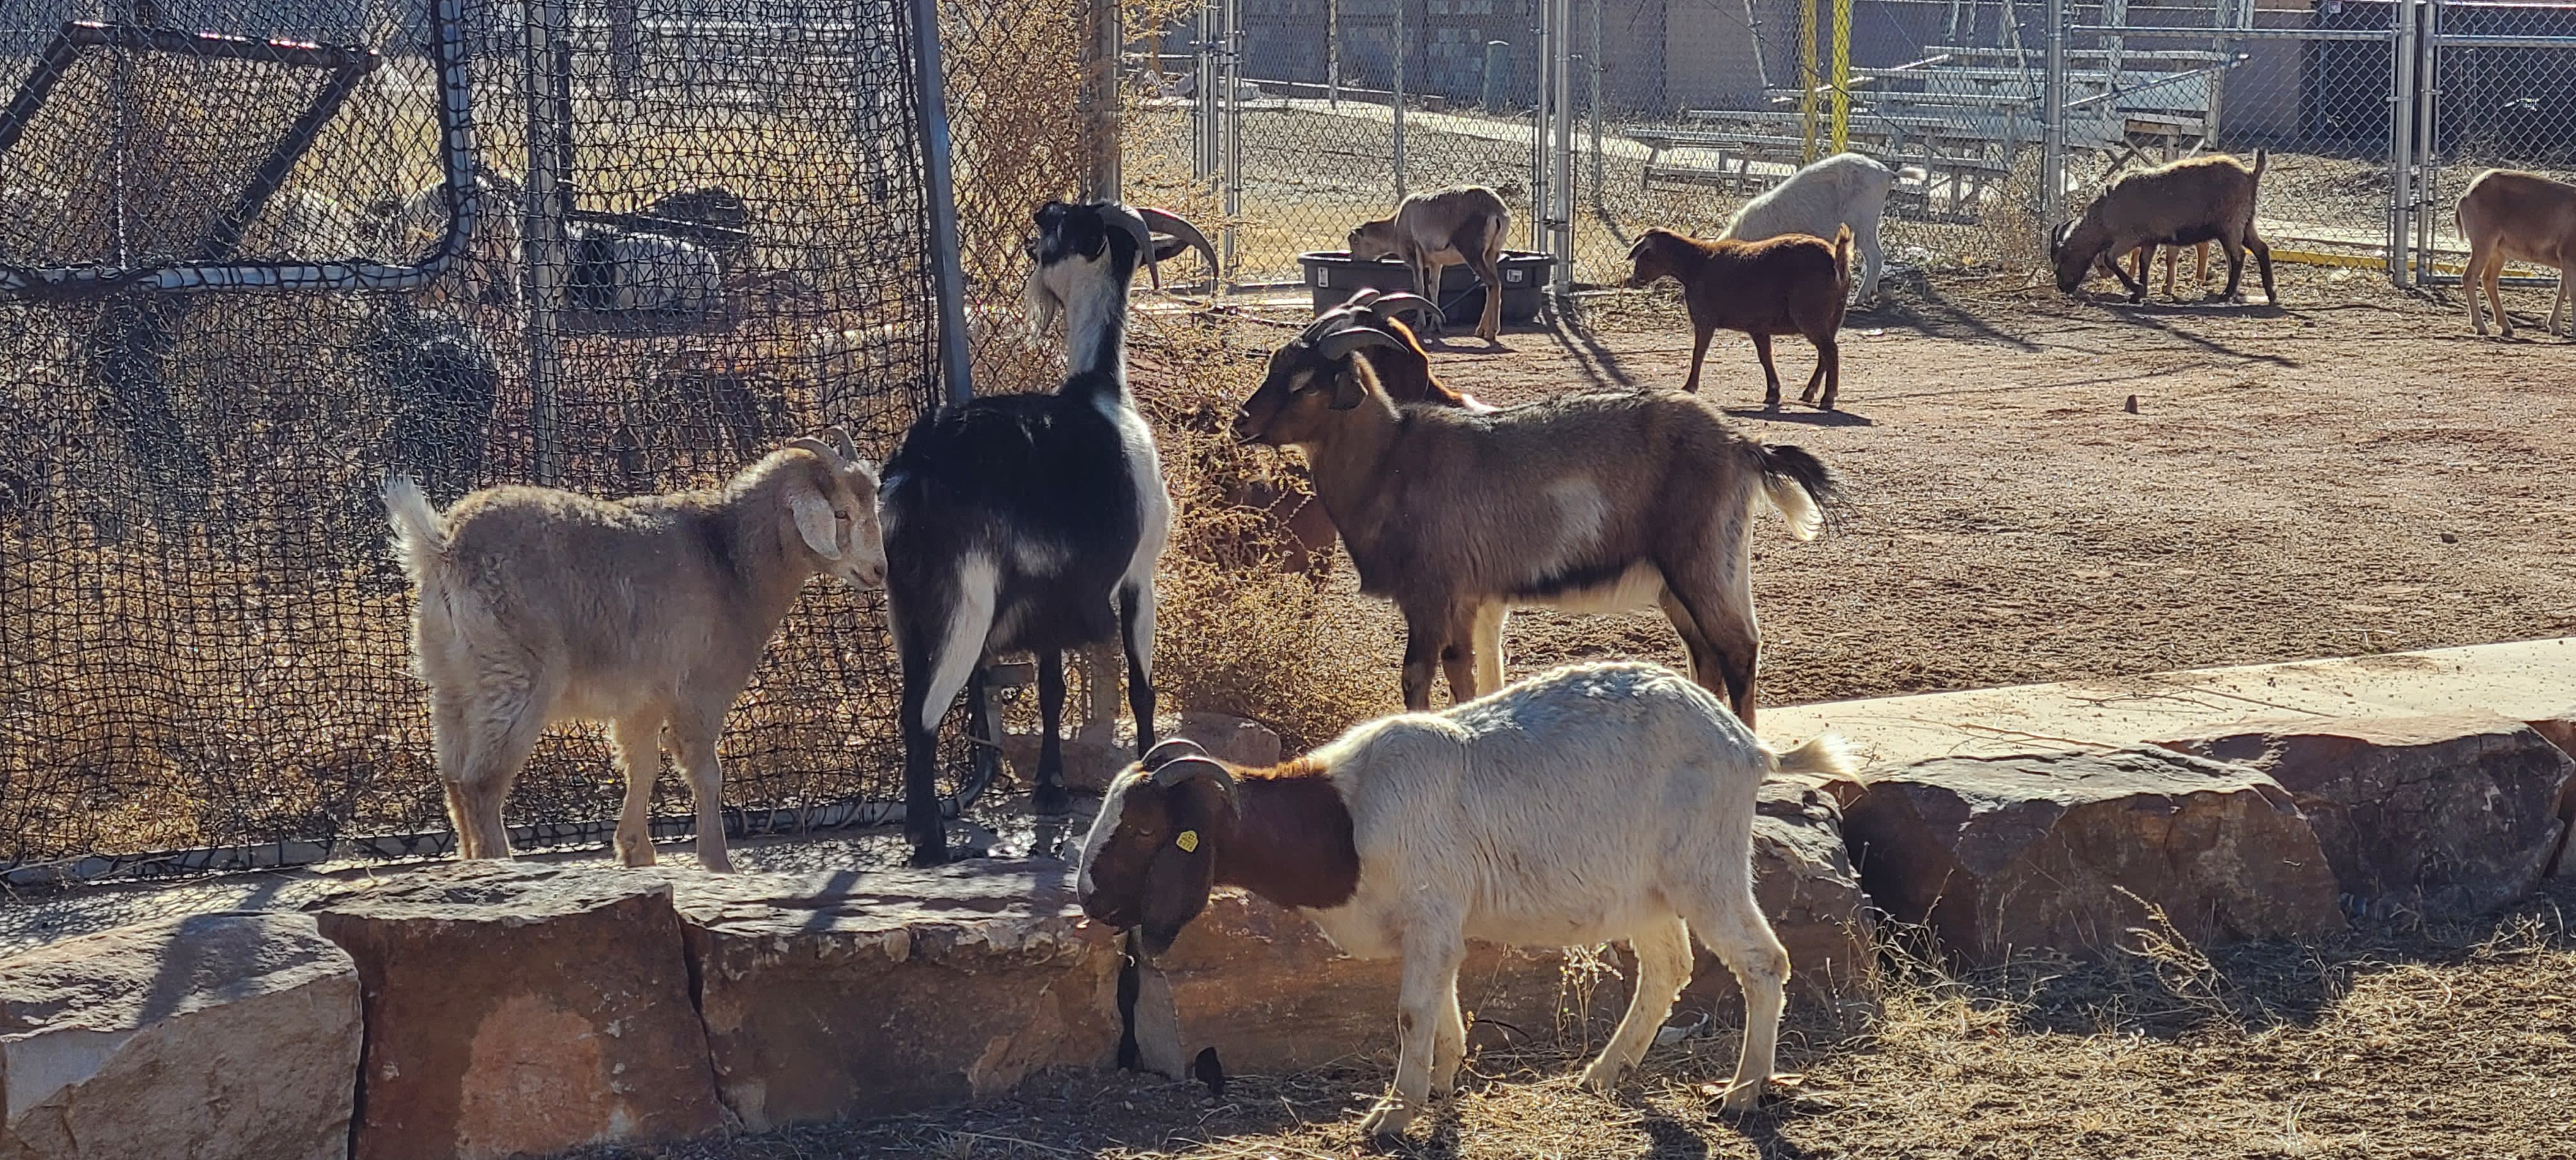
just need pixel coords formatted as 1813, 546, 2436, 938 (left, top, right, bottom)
2052, 149, 2277, 307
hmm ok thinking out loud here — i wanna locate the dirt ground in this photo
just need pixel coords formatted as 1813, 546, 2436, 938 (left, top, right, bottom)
1218, 265, 2576, 714
579, 883, 2576, 1159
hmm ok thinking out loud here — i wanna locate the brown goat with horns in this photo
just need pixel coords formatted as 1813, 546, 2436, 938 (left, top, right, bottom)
1230, 312, 1838, 719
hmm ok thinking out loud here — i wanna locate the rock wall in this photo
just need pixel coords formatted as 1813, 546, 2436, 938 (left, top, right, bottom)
4, 706, 2572, 1157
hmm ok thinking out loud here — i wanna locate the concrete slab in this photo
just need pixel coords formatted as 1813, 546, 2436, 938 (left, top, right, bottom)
1759, 637, 2576, 772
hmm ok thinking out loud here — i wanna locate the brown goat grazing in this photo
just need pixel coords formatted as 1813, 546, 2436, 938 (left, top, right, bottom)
1348, 186, 1511, 343
385, 430, 885, 872
1625, 225, 1853, 410
1232, 326, 1837, 719
2053, 151, 2275, 305
2455, 167, 2576, 339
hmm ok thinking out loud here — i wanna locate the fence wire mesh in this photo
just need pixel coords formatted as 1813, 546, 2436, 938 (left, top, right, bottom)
0, 0, 972, 882
1133, 0, 1544, 287
2410, 0, 2576, 286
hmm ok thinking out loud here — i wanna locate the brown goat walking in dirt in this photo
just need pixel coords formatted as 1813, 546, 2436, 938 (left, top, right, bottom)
2455, 167, 2576, 339
1349, 186, 1511, 343
1625, 225, 1854, 410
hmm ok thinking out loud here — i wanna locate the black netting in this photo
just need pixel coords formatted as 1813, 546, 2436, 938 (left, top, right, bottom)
0, 0, 979, 880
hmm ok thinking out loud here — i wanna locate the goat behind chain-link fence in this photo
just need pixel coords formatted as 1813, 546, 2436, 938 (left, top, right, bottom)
0, 0, 1015, 886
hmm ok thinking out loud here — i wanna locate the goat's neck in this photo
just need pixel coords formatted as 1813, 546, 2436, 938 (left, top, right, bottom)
1211, 763, 1360, 912
1298, 394, 1404, 534
1061, 263, 1131, 387
710, 500, 809, 630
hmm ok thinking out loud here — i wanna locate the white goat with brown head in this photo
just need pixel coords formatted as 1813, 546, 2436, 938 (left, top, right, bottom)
1075, 660, 1853, 1141
383, 429, 884, 872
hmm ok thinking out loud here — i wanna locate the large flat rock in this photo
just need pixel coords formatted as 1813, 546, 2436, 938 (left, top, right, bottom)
0, 912, 360, 1160
310, 863, 725, 1160
1760, 637, 2576, 770
1156, 780, 1875, 1075
2159, 712, 2576, 914
1836, 747, 2344, 965
674, 859, 1120, 1130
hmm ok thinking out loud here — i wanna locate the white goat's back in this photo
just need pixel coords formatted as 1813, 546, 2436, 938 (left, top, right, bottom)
1721, 152, 1894, 242
1322, 662, 1771, 947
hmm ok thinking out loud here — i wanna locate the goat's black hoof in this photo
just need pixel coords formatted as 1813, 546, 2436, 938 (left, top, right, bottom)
1032, 782, 1073, 817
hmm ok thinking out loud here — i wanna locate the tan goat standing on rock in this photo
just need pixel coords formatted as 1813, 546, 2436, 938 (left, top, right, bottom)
384, 430, 885, 872
2456, 167, 2576, 339
1347, 185, 1510, 343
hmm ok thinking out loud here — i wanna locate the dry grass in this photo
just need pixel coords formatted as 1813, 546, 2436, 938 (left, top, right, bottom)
578, 885, 2576, 1159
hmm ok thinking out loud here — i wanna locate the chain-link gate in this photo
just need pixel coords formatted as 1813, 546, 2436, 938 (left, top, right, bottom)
0, 0, 996, 885
1570, 0, 2055, 288
2393, 0, 2576, 289
1156, 0, 1552, 291
2035, 0, 2403, 289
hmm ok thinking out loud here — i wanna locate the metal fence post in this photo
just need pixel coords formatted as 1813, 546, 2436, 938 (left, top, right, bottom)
1531, 0, 1549, 252
1085, 0, 1122, 200
1587, 0, 1602, 193
1222, 0, 1241, 279
1551, 0, 1572, 292
521, 0, 569, 485
2041, 0, 2066, 236
910, 0, 975, 406
2390, 0, 2418, 285
2413, 0, 2440, 280
1392, 0, 1406, 204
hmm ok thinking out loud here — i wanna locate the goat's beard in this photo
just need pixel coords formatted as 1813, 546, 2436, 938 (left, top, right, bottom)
1022, 264, 1064, 338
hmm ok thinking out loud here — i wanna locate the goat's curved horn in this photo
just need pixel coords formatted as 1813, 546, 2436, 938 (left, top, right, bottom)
2048, 220, 2073, 256
1317, 324, 1406, 362
1140, 737, 1208, 772
1294, 305, 1363, 346
1363, 292, 1444, 328
1103, 202, 1155, 259
824, 425, 859, 465
1150, 754, 1239, 804
785, 436, 841, 466
1136, 206, 1219, 280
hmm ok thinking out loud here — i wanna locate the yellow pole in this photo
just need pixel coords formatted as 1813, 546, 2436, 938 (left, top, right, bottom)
1798, 0, 1820, 164
1830, 0, 1851, 153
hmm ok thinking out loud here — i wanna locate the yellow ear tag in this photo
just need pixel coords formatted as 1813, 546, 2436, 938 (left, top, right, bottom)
1176, 830, 1200, 853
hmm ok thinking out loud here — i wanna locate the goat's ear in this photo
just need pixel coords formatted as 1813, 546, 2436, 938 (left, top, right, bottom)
786, 475, 842, 560
1328, 366, 1369, 411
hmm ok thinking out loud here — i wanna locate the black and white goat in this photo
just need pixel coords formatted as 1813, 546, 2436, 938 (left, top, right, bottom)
878, 200, 1215, 866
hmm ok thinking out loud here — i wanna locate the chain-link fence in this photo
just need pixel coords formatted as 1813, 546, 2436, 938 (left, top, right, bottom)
2396, 0, 2576, 287
0, 0, 995, 884
1128, 0, 1548, 287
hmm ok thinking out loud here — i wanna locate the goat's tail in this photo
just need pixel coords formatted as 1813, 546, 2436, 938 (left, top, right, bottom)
1755, 443, 1837, 542
381, 474, 449, 586
1832, 224, 1855, 297
2250, 148, 2269, 185
1769, 732, 1857, 781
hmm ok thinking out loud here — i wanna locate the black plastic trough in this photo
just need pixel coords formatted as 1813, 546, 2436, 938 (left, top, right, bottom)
1298, 249, 1553, 325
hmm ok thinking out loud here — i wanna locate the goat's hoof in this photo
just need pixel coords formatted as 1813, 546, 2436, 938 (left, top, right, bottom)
1357, 1102, 1415, 1141
615, 844, 656, 869
699, 856, 737, 874
1032, 782, 1073, 817
1713, 1081, 1767, 1117
1577, 1062, 1624, 1094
